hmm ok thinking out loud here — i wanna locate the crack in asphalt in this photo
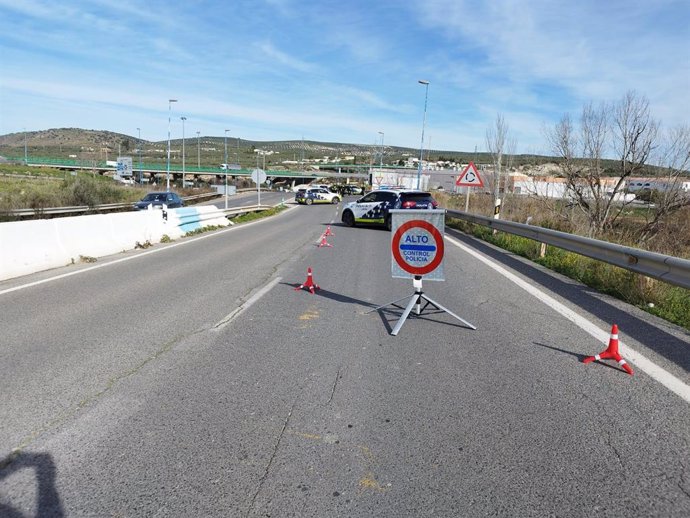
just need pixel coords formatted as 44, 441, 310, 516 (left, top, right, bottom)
1, 217, 312, 472
327, 368, 341, 405
0, 332, 188, 471
246, 397, 298, 517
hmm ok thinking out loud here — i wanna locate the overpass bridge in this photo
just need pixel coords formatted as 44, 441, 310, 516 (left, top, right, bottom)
5, 155, 383, 182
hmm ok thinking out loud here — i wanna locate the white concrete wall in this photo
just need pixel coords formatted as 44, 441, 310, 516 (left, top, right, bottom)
0, 206, 229, 282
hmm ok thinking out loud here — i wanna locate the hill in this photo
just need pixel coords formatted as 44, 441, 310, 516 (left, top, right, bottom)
0, 128, 559, 169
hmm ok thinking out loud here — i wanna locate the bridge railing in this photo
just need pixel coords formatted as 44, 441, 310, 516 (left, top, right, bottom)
3, 156, 366, 178
445, 209, 690, 290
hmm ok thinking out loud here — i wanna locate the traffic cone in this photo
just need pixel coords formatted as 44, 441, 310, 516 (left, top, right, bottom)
294, 267, 320, 294
324, 225, 335, 237
317, 235, 333, 248
583, 324, 633, 375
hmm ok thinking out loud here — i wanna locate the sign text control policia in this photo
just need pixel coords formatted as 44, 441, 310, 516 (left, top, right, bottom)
371, 209, 475, 336
391, 211, 445, 281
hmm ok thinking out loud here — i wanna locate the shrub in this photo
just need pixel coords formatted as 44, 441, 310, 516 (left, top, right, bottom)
64, 177, 102, 207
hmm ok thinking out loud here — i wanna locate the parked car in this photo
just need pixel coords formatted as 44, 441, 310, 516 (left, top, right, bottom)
334, 185, 363, 195
133, 192, 184, 210
295, 187, 341, 205
114, 176, 135, 186
341, 189, 438, 230
292, 183, 336, 193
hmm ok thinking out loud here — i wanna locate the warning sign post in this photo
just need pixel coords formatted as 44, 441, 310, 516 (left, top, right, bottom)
456, 162, 484, 211
368, 209, 476, 336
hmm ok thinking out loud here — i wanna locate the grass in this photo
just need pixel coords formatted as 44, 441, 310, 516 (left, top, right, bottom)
0, 164, 220, 219
0, 165, 142, 215
231, 205, 287, 224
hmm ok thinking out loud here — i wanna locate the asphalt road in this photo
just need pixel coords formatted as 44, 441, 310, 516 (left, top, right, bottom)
1, 199, 689, 517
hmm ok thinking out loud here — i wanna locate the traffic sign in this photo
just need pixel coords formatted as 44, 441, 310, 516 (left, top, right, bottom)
456, 162, 483, 187
116, 156, 133, 177
390, 209, 445, 281
251, 168, 267, 184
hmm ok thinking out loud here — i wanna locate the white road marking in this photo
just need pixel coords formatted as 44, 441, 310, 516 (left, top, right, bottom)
213, 276, 282, 329
445, 235, 690, 404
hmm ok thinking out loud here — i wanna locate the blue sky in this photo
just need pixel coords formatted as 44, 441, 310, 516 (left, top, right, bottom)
1, 0, 688, 153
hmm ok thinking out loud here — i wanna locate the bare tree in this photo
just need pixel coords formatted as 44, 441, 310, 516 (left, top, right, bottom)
546, 92, 661, 238
485, 114, 509, 210
546, 104, 612, 236
635, 124, 690, 243
613, 90, 658, 179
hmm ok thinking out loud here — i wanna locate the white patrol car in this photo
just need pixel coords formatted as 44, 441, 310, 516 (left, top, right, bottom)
341, 189, 438, 230
295, 187, 341, 205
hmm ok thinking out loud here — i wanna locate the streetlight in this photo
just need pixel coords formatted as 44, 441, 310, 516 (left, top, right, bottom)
137, 127, 143, 184
224, 129, 230, 210
181, 116, 187, 188
166, 99, 178, 191
417, 80, 430, 190
196, 131, 201, 169
378, 131, 384, 167
24, 128, 28, 164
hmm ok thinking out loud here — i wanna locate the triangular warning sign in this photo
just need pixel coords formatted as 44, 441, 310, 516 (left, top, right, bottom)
456, 162, 484, 187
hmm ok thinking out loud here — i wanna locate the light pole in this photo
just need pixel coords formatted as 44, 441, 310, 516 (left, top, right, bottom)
224, 129, 230, 210
166, 99, 178, 191
24, 128, 28, 164
181, 116, 187, 187
196, 131, 201, 169
417, 80, 430, 190
378, 131, 384, 167
137, 127, 143, 184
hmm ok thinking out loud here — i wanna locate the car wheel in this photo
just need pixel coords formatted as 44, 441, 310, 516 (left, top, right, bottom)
306, 198, 313, 205
332, 197, 340, 204
385, 215, 392, 231
342, 210, 355, 227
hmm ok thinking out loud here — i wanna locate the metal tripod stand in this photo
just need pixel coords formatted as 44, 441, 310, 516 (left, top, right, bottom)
369, 275, 476, 336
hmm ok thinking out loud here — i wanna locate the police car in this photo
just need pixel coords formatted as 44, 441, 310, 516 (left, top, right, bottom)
295, 187, 341, 205
341, 189, 438, 230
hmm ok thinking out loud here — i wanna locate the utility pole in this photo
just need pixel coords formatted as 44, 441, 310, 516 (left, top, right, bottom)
137, 128, 143, 184
181, 116, 187, 187
197, 131, 201, 168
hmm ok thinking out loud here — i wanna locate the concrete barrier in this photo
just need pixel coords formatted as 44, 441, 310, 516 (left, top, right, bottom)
0, 206, 230, 281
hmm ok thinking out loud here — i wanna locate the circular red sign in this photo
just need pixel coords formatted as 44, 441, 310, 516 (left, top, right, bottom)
391, 220, 445, 276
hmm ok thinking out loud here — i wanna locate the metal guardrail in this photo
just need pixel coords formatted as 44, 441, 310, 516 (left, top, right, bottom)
2, 192, 221, 218
224, 204, 275, 217
445, 209, 690, 290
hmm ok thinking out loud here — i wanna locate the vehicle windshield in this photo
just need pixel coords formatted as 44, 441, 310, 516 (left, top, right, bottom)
142, 193, 166, 202
401, 193, 433, 202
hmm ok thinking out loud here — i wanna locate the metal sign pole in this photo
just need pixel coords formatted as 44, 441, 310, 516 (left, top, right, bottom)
384, 275, 475, 336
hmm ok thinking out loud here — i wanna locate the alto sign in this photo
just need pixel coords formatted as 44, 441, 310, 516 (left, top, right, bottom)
390, 209, 445, 281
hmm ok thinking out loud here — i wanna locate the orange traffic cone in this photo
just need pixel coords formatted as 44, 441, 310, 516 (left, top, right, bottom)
317, 235, 333, 247
583, 324, 633, 375
324, 225, 335, 237
294, 267, 320, 294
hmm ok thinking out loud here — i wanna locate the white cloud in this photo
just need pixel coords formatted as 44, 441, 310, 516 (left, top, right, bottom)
414, 0, 690, 126
257, 41, 316, 72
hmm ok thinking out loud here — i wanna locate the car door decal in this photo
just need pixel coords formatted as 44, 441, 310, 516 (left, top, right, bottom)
355, 201, 389, 223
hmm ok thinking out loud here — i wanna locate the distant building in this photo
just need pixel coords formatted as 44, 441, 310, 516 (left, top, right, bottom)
626, 177, 690, 192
